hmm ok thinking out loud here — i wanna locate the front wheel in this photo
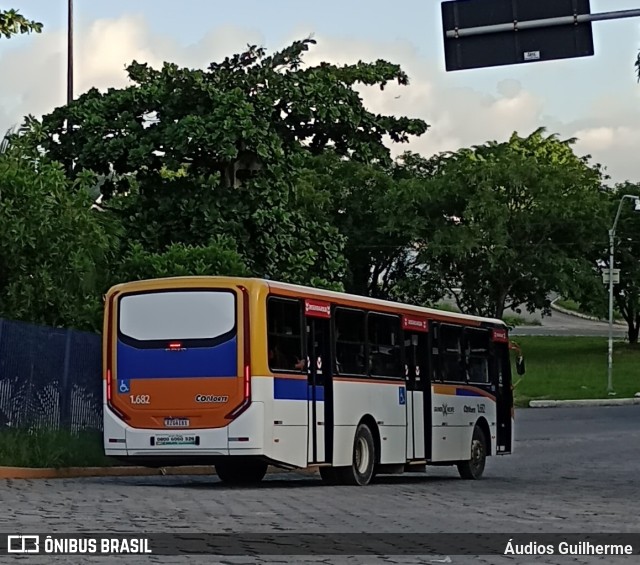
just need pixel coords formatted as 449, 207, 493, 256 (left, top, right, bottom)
334, 423, 376, 486
457, 426, 487, 480
215, 460, 268, 485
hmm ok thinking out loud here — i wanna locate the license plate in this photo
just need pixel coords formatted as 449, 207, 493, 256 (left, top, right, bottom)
164, 418, 190, 428
155, 434, 196, 446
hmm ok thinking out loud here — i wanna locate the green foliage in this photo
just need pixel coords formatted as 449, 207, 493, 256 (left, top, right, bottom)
32, 38, 427, 197
393, 128, 609, 318
0, 147, 119, 331
298, 151, 433, 298
569, 182, 640, 343
0, 8, 42, 39
23, 39, 427, 292
0, 428, 115, 468
117, 239, 249, 282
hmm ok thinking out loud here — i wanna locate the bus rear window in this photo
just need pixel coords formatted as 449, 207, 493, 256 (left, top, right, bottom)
118, 290, 236, 342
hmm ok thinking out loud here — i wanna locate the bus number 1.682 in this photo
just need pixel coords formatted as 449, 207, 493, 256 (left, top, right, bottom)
130, 395, 151, 405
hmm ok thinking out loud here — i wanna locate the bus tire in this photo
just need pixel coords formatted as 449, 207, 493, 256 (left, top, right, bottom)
335, 423, 376, 486
215, 460, 268, 485
457, 425, 487, 480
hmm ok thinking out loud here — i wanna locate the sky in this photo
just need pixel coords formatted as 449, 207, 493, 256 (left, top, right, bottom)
1, 0, 640, 184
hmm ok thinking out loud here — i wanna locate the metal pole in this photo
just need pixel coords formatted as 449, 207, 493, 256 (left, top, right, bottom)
445, 9, 640, 38
606, 194, 639, 394
607, 228, 614, 394
67, 0, 73, 106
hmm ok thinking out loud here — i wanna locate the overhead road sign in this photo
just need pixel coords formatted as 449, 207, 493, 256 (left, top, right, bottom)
441, 0, 640, 71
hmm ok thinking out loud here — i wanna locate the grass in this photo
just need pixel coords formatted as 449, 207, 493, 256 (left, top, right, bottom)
0, 428, 117, 468
511, 336, 640, 407
555, 298, 623, 322
502, 315, 541, 327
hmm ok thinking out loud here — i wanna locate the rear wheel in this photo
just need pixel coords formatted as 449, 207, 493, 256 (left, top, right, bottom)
215, 460, 268, 485
334, 423, 376, 486
457, 426, 487, 480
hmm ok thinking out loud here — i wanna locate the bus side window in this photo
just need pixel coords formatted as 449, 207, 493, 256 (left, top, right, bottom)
368, 313, 401, 378
267, 297, 304, 372
440, 324, 465, 382
465, 329, 490, 384
335, 308, 366, 376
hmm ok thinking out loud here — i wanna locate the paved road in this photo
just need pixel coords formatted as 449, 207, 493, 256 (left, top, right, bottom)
2, 406, 640, 564
511, 309, 627, 338
440, 294, 628, 338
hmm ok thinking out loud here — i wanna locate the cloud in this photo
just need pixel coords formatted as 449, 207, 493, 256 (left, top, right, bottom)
0, 14, 639, 184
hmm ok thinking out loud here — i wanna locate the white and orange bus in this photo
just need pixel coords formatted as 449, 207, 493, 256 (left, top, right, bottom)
103, 276, 522, 486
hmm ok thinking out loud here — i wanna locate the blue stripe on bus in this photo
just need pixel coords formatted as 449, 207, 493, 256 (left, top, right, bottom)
116, 337, 237, 379
274, 378, 324, 401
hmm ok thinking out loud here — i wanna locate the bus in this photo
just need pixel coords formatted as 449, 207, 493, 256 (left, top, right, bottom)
103, 276, 524, 486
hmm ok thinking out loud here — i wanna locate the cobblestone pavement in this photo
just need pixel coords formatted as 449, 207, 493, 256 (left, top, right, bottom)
2, 406, 640, 565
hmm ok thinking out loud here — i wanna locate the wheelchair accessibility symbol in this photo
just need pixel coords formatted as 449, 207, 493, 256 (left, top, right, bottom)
398, 387, 406, 405
118, 379, 130, 394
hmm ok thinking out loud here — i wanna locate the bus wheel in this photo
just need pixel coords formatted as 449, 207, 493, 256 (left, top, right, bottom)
335, 423, 376, 486
457, 426, 487, 480
215, 460, 268, 485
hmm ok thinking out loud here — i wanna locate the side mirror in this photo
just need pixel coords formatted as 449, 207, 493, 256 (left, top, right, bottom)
516, 356, 525, 376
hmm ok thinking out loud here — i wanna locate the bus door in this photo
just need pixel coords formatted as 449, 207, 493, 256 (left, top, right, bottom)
491, 329, 513, 454
402, 315, 430, 460
304, 299, 332, 464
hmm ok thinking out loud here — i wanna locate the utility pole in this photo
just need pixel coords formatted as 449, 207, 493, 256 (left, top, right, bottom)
67, 0, 73, 106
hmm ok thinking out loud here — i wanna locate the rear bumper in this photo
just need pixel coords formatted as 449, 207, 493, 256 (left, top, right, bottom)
103, 401, 265, 461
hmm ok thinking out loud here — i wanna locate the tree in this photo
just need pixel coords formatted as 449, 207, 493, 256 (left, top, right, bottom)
117, 239, 249, 282
25, 39, 427, 290
571, 182, 640, 344
395, 128, 610, 319
0, 9, 42, 39
0, 143, 119, 331
298, 151, 434, 298
32, 38, 427, 195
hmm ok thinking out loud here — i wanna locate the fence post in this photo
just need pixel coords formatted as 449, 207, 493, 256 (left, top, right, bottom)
60, 329, 73, 430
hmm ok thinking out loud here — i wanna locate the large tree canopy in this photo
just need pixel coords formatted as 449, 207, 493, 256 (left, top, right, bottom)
30, 38, 428, 196
0, 8, 42, 39
22, 38, 427, 292
394, 128, 610, 319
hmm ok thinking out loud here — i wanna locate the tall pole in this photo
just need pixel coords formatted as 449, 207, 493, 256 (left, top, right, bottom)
607, 195, 640, 395
607, 228, 615, 394
67, 0, 73, 106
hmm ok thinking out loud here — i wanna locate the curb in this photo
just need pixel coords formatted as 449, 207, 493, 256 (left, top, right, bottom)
529, 397, 640, 408
550, 300, 626, 326
0, 464, 319, 480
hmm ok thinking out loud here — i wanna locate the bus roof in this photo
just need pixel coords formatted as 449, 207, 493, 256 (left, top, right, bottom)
108, 276, 508, 329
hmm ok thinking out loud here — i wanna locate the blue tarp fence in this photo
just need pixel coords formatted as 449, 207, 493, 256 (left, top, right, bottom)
0, 318, 102, 432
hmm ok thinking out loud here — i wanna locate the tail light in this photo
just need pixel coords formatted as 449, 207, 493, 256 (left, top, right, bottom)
226, 285, 252, 419
105, 291, 129, 421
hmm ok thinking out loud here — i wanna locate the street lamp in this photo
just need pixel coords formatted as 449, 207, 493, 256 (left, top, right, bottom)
606, 194, 640, 395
